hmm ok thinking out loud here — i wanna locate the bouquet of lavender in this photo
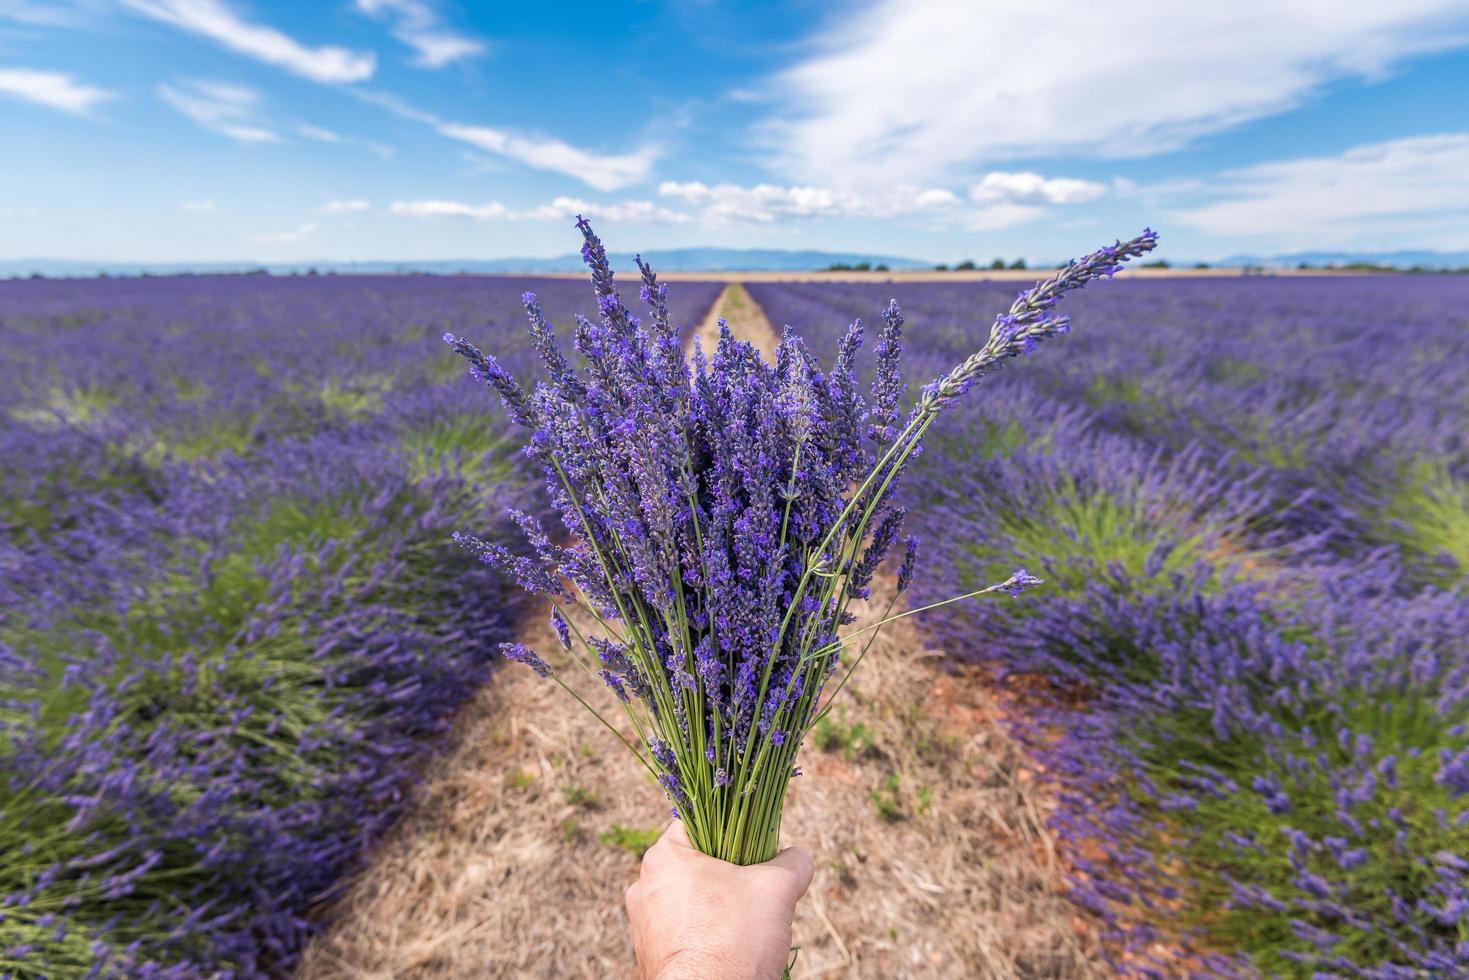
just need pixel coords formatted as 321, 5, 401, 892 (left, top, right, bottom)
446, 219, 1156, 864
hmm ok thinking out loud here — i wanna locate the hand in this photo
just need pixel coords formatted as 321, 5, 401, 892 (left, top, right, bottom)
625, 822, 814, 980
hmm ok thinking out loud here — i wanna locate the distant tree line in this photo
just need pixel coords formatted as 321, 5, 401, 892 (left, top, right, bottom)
1293, 261, 1469, 274
823, 261, 891, 272
932, 257, 1028, 271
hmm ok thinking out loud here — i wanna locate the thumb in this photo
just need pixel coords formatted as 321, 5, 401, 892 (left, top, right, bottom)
765, 845, 814, 901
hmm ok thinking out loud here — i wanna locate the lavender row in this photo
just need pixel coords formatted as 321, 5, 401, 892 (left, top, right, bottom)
0, 273, 722, 976
749, 276, 1469, 976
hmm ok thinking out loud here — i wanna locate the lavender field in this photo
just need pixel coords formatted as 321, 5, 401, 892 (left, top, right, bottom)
0, 274, 721, 976
2, 271, 1467, 977
750, 275, 1469, 976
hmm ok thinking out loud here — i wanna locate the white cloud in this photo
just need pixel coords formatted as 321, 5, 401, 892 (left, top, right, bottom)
355, 0, 485, 68
295, 122, 394, 159
765, 0, 1469, 187
158, 79, 279, 143
295, 122, 339, 142
391, 199, 509, 220
122, 0, 375, 83
1173, 133, 1469, 248
521, 196, 690, 224
353, 92, 658, 191
657, 180, 959, 223
180, 199, 216, 211
970, 172, 1107, 206
253, 222, 317, 243
390, 197, 688, 224
0, 1, 89, 26
319, 199, 371, 213
964, 203, 1046, 232
0, 68, 112, 114
438, 123, 656, 192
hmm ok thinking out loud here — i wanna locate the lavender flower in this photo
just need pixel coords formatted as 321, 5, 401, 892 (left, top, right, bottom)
445, 217, 1154, 865
499, 642, 552, 677
915, 230, 1160, 416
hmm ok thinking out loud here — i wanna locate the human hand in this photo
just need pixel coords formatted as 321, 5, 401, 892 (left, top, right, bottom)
625, 822, 814, 980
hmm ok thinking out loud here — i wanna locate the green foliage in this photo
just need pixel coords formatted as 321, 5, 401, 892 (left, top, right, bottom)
600, 824, 661, 859
8, 384, 119, 427
870, 773, 904, 823
318, 373, 393, 419
140, 412, 267, 464
505, 770, 537, 790
1378, 459, 1469, 589
1132, 675, 1468, 971
988, 487, 1218, 597
396, 411, 513, 483
562, 782, 601, 809
813, 707, 873, 760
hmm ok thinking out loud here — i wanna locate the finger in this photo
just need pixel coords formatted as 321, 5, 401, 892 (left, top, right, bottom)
660, 820, 692, 848
641, 820, 692, 875
766, 845, 814, 898
624, 880, 641, 915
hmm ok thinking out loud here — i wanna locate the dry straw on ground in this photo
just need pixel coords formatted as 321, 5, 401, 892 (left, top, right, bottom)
299, 285, 1102, 979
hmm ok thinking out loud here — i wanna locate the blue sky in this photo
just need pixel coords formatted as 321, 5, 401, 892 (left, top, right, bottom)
2, 0, 1468, 264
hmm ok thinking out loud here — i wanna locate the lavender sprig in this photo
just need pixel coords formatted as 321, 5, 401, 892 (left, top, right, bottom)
916, 229, 1159, 416
447, 217, 1155, 865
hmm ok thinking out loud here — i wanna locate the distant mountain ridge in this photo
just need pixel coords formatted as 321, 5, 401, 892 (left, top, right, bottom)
0, 247, 931, 279
1221, 249, 1469, 270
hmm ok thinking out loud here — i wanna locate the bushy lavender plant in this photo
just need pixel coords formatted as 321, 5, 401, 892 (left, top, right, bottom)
447, 218, 1156, 864
0, 274, 731, 974
750, 273, 1469, 975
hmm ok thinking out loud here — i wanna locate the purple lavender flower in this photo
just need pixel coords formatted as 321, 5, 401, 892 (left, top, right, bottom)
1000, 568, 1044, 596
442, 217, 1154, 867
897, 535, 919, 593
499, 642, 552, 677
550, 607, 572, 650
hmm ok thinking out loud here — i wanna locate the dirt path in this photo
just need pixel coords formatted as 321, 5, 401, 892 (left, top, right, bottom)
692, 282, 781, 361
299, 287, 1100, 979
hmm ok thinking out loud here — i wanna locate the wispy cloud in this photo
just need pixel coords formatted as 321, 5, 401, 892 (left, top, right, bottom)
158, 79, 279, 143
0, 0, 90, 26
121, 0, 375, 83
295, 122, 340, 142
0, 68, 112, 114
438, 124, 656, 193
390, 196, 688, 224
358, 90, 658, 191
764, 0, 1469, 187
253, 222, 317, 244
1173, 133, 1469, 248
295, 122, 394, 159
355, 0, 485, 68
180, 199, 216, 211
319, 199, 371, 213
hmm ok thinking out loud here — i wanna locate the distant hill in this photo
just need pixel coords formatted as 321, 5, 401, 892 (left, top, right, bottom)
0, 247, 931, 279
1221, 249, 1469, 270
